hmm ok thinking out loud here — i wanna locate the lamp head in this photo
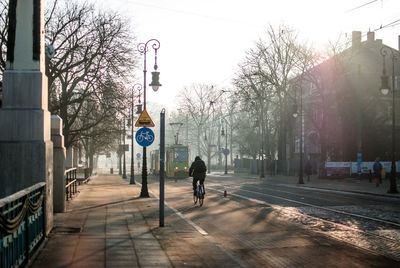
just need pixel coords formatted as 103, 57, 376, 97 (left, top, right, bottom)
136, 104, 143, 114
380, 74, 390, 95
149, 71, 161, 91
292, 104, 298, 118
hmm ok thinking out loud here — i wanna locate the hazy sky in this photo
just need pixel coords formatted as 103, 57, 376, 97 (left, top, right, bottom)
95, 0, 400, 110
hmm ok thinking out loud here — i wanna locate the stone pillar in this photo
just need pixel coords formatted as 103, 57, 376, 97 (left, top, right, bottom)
0, 0, 53, 234
51, 115, 66, 213
66, 147, 74, 168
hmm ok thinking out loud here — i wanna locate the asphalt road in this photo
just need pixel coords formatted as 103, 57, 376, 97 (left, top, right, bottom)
145, 173, 400, 267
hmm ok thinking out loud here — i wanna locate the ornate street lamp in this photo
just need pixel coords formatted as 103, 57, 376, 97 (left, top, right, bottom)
260, 103, 265, 179
123, 117, 127, 179
293, 88, 304, 185
379, 46, 399, 194
221, 123, 228, 174
137, 39, 161, 198
118, 121, 122, 175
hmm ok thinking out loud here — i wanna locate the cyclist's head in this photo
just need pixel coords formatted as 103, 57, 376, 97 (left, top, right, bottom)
195, 156, 201, 161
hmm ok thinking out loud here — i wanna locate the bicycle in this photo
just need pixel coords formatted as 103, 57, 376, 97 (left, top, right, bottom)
193, 182, 205, 206
136, 130, 154, 143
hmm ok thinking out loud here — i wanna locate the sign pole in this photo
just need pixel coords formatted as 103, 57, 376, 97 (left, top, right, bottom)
159, 109, 165, 227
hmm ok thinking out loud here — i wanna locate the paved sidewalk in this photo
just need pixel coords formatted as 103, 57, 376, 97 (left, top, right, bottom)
234, 172, 400, 198
31, 174, 240, 268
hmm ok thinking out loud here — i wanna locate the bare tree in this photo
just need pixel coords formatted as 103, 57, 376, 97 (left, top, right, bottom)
75, 76, 128, 170
177, 83, 235, 171
255, 25, 313, 160
45, 0, 137, 148
234, 48, 278, 162
233, 24, 314, 163
0, 0, 8, 107
178, 84, 217, 157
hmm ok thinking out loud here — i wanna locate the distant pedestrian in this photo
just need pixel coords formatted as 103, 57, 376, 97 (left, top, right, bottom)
269, 160, 275, 176
381, 167, 386, 183
304, 160, 312, 182
373, 158, 382, 187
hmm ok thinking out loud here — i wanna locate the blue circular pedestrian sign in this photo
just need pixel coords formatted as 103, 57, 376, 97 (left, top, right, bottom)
135, 127, 155, 147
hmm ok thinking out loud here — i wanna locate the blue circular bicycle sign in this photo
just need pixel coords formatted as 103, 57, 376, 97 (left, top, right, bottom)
135, 127, 155, 147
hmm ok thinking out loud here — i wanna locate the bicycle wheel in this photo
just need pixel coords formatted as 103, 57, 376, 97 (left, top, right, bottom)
147, 133, 154, 142
193, 191, 198, 205
199, 185, 204, 207
199, 194, 204, 206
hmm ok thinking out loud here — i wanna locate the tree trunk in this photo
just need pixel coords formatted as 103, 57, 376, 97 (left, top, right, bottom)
278, 103, 287, 160
197, 126, 201, 157
89, 153, 94, 176
319, 120, 327, 178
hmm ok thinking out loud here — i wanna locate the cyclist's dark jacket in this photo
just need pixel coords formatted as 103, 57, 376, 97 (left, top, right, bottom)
189, 157, 207, 180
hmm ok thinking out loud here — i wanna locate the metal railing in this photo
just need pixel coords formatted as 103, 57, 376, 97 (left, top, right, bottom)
0, 183, 46, 268
65, 168, 77, 201
81, 168, 91, 184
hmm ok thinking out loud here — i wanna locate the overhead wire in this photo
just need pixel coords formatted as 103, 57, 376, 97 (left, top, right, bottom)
344, 0, 400, 42
345, 0, 379, 13
373, 18, 400, 32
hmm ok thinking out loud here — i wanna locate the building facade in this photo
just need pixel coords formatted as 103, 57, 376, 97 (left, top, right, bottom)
292, 31, 400, 173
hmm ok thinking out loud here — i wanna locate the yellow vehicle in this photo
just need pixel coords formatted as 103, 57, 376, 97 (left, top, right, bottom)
166, 145, 190, 179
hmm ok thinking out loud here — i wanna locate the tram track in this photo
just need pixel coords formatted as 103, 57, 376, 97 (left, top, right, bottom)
210, 185, 397, 226
227, 184, 399, 226
205, 183, 400, 260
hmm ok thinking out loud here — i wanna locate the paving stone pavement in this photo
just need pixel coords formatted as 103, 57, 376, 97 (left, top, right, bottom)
31, 174, 240, 268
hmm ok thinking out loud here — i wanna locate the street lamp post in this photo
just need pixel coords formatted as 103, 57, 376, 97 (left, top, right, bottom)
204, 130, 210, 173
204, 130, 215, 174
260, 101, 265, 179
218, 123, 222, 169
379, 47, 399, 194
251, 98, 266, 179
137, 39, 161, 198
221, 122, 228, 174
118, 121, 122, 175
123, 117, 127, 179
293, 87, 304, 184
130, 84, 143, 184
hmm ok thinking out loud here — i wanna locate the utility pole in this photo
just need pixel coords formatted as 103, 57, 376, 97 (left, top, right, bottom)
357, 64, 362, 179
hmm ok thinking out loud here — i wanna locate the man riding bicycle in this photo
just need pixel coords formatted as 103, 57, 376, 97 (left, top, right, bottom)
189, 156, 207, 196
